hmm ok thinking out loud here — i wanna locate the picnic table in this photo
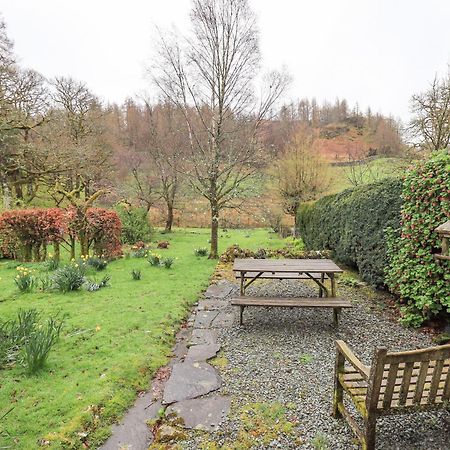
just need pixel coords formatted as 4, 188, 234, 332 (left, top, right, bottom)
231, 258, 351, 326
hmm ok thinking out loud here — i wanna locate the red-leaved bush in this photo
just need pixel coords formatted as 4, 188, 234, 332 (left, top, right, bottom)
0, 207, 122, 261
0, 209, 66, 261
86, 208, 122, 259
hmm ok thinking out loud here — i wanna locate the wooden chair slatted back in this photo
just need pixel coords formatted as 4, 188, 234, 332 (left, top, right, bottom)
367, 344, 450, 411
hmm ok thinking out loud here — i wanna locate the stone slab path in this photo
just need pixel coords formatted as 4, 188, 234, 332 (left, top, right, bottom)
101, 280, 234, 450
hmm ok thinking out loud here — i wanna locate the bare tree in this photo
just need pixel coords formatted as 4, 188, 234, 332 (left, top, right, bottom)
146, 102, 188, 232
0, 19, 50, 207
275, 129, 329, 233
151, 0, 289, 257
409, 73, 450, 151
50, 77, 113, 199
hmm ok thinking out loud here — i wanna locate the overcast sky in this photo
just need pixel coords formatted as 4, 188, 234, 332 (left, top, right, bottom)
1, 0, 449, 122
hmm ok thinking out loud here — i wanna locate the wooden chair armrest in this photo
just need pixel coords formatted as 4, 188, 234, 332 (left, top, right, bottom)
336, 340, 370, 380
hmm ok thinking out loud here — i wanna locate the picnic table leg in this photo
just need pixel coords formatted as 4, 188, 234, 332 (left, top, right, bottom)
330, 273, 339, 327
319, 273, 325, 297
239, 306, 244, 325
240, 272, 245, 296
333, 308, 341, 327
330, 273, 336, 297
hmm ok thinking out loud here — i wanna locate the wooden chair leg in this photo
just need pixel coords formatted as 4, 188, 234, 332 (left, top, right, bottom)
362, 415, 376, 450
333, 349, 344, 418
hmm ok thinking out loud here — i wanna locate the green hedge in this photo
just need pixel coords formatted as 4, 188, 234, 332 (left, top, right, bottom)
297, 178, 403, 286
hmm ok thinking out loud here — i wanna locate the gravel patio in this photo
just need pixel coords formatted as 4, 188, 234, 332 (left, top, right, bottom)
177, 278, 450, 450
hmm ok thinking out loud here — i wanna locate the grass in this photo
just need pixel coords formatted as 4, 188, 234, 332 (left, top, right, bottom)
325, 156, 406, 195
0, 228, 285, 449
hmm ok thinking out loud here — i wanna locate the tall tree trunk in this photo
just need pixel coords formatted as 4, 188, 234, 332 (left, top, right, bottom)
293, 205, 300, 237
165, 203, 174, 233
69, 236, 76, 260
23, 243, 32, 262
53, 242, 61, 261
2, 181, 12, 209
33, 244, 41, 262
79, 232, 89, 257
209, 203, 219, 259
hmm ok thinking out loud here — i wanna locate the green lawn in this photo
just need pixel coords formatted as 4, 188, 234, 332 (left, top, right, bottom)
0, 228, 286, 449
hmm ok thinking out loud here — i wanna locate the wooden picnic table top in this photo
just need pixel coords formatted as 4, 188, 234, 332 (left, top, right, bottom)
233, 258, 343, 274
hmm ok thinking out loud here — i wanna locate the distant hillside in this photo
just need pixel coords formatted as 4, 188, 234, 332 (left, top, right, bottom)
264, 98, 404, 162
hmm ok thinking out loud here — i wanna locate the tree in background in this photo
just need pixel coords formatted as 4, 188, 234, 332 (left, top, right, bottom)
145, 102, 188, 232
275, 129, 329, 232
151, 0, 289, 257
0, 20, 50, 207
50, 77, 113, 199
409, 73, 450, 151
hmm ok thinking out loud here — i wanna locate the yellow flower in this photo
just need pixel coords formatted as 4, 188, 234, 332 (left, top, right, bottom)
95, 325, 101, 332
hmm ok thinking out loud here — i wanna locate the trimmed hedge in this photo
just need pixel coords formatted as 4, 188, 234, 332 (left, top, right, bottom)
297, 178, 403, 286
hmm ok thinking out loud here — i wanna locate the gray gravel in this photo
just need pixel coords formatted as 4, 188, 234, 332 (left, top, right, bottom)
179, 279, 450, 450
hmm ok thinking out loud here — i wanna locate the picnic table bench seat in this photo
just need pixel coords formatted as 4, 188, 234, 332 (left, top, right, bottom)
231, 296, 351, 326
333, 340, 450, 450
233, 271, 328, 280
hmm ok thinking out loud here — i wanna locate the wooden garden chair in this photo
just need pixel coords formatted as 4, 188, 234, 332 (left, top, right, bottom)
333, 340, 450, 449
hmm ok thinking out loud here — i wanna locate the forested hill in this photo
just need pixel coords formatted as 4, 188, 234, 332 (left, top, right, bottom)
263, 98, 404, 162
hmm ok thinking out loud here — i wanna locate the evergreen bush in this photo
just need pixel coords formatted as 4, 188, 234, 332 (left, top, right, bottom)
116, 205, 152, 244
297, 178, 403, 286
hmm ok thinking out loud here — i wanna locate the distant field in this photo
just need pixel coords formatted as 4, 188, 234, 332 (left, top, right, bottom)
151, 157, 407, 228
325, 156, 407, 195
0, 157, 407, 228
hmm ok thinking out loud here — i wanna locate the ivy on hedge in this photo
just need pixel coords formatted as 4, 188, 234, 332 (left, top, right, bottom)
297, 177, 403, 286
385, 150, 450, 327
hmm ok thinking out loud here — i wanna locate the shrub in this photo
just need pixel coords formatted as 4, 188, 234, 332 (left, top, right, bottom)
131, 269, 142, 280
39, 275, 52, 292
219, 244, 331, 263
86, 256, 108, 271
14, 267, 36, 292
116, 205, 152, 244
0, 309, 63, 374
52, 265, 85, 293
85, 208, 123, 259
42, 256, 59, 271
0, 208, 66, 261
160, 257, 175, 269
131, 247, 148, 258
194, 247, 208, 257
84, 275, 111, 292
157, 241, 170, 249
21, 316, 63, 374
148, 253, 161, 266
386, 150, 450, 326
0, 309, 40, 368
297, 178, 403, 286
